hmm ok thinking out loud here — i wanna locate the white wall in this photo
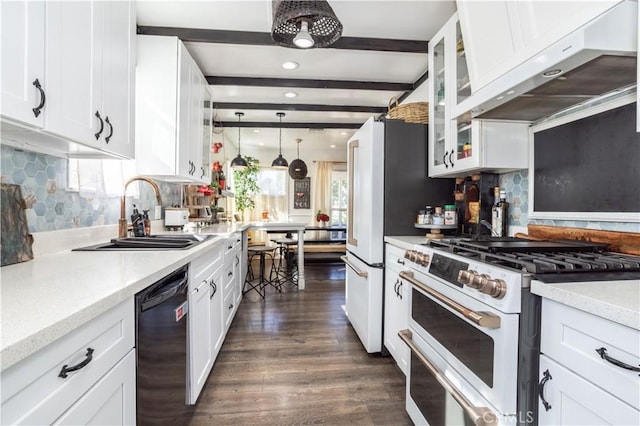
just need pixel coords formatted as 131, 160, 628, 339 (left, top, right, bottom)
401, 79, 429, 104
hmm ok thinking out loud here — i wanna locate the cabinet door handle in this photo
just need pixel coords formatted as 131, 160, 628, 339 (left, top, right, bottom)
228, 270, 233, 277
443, 152, 448, 168
32, 78, 46, 117
104, 116, 113, 143
596, 347, 640, 373
201, 166, 206, 179
228, 303, 233, 310
393, 279, 399, 296
538, 369, 552, 411
59, 348, 94, 378
398, 281, 403, 299
94, 111, 104, 140
235, 255, 239, 266
449, 149, 455, 168
210, 280, 217, 299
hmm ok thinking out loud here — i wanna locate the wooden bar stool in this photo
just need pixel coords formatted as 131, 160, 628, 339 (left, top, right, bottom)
243, 245, 280, 299
272, 238, 298, 289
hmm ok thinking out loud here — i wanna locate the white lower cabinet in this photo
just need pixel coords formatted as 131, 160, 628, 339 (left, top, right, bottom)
0, 298, 134, 425
210, 264, 225, 357
188, 278, 213, 404
538, 299, 640, 425
384, 244, 409, 375
538, 355, 640, 426
53, 351, 136, 425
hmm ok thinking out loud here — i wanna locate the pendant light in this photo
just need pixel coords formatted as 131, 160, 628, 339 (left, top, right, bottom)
271, 0, 343, 49
271, 112, 289, 169
230, 112, 248, 169
288, 138, 308, 179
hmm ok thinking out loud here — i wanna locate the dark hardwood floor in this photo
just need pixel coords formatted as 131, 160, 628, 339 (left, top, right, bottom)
189, 263, 412, 425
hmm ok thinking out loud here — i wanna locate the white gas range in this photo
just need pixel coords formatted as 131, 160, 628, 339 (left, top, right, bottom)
399, 238, 640, 426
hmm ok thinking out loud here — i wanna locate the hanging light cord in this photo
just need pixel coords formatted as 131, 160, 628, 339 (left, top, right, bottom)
278, 114, 283, 154
237, 115, 241, 154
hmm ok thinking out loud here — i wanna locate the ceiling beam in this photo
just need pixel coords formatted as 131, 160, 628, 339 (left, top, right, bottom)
213, 102, 386, 114
220, 121, 363, 129
136, 26, 428, 53
207, 76, 412, 91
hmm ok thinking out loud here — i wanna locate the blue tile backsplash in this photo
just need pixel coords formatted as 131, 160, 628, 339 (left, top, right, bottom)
1, 145, 182, 233
499, 169, 640, 233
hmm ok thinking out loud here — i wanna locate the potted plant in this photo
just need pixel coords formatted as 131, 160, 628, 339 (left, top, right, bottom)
233, 156, 260, 222
218, 170, 226, 191
316, 210, 330, 227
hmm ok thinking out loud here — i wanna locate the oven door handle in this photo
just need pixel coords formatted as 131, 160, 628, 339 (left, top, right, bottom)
341, 255, 368, 278
400, 271, 501, 329
399, 329, 498, 426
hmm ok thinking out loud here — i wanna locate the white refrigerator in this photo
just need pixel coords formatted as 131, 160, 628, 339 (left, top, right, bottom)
343, 117, 453, 353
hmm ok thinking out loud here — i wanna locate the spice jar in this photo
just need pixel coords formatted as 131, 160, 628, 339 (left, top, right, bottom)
444, 205, 457, 225
432, 207, 444, 225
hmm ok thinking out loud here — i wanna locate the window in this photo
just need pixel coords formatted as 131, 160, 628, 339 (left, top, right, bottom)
330, 170, 347, 227
249, 167, 288, 223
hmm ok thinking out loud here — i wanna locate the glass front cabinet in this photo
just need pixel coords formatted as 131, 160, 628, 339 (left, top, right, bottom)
429, 14, 529, 177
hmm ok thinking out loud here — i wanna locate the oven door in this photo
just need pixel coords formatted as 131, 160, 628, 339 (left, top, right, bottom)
402, 270, 519, 416
401, 329, 506, 426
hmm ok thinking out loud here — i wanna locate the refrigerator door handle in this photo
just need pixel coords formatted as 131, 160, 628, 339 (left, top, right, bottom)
347, 139, 358, 247
341, 255, 368, 278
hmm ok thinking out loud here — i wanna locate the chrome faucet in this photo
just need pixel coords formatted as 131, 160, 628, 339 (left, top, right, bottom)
119, 176, 163, 238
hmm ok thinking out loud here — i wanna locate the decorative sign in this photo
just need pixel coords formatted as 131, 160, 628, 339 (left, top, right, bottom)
293, 177, 310, 209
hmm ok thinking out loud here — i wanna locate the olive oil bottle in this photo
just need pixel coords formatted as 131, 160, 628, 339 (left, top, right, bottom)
491, 187, 509, 237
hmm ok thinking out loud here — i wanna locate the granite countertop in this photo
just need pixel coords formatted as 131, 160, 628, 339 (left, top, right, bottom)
531, 280, 640, 330
384, 236, 431, 251
0, 222, 250, 372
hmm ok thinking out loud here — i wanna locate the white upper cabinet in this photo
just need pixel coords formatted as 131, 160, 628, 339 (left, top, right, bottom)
0, 0, 45, 128
456, 0, 621, 93
136, 35, 208, 183
0, 0, 135, 159
429, 13, 529, 178
44, 1, 102, 149
100, 0, 136, 159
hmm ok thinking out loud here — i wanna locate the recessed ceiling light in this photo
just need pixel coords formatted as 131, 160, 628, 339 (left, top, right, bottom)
340, 131, 347, 136
284, 91, 298, 98
253, 129, 261, 133
497, 96, 504, 100
282, 61, 299, 70
330, 144, 336, 148
506, 90, 515, 95
259, 142, 264, 146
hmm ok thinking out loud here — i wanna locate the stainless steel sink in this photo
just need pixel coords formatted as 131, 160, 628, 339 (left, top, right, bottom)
72, 234, 212, 251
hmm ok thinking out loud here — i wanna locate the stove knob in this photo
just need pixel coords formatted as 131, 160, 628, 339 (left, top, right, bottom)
457, 270, 478, 286
479, 278, 507, 299
404, 250, 413, 260
417, 253, 430, 267
472, 273, 490, 290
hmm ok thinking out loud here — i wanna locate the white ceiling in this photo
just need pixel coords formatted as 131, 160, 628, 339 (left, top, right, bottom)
136, 0, 457, 152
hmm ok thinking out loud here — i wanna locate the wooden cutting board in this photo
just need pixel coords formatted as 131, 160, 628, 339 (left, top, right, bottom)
1, 183, 34, 266
523, 224, 640, 256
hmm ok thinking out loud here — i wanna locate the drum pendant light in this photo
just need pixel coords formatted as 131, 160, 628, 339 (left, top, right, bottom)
271, 112, 289, 169
288, 138, 308, 179
271, 0, 343, 49
230, 112, 248, 169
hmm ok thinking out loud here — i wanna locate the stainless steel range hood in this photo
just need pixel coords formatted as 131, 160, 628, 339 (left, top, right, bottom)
454, 0, 638, 122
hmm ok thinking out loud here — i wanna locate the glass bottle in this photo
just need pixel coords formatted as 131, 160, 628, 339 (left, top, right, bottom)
491, 188, 509, 237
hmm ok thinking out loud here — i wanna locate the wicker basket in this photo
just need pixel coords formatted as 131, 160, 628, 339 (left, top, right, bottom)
387, 97, 429, 124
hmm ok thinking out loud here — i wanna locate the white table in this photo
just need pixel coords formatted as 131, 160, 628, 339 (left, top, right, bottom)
248, 222, 307, 289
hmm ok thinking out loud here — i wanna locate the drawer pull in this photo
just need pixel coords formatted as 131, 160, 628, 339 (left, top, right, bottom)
59, 348, 94, 378
596, 347, 640, 373
396, 259, 405, 265
538, 369, 552, 411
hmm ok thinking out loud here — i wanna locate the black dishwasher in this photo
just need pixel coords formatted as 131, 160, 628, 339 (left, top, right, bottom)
136, 264, 195, 425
